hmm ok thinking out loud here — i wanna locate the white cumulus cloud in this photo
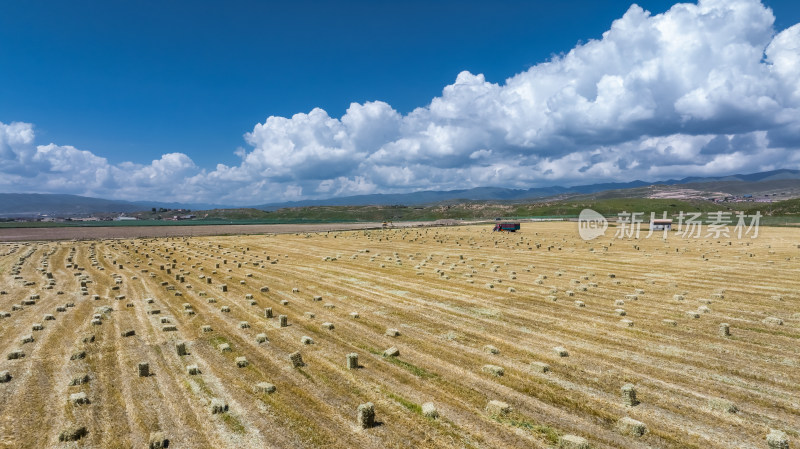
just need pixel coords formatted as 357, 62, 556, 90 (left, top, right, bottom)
2, 0, 800, 205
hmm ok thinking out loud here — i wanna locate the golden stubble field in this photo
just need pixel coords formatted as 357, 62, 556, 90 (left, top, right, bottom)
0, 222, 798, 448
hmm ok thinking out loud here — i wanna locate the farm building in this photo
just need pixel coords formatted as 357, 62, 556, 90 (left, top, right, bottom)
650, 218, 672, 230
493, 222, 520, 232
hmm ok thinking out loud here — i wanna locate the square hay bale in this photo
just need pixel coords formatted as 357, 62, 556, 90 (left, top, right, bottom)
147, 309, 161, 315
176, 342, 187, 356
421, 402, 438, 419
312, 295, 322, 302
559, 435, 590, 449
383, 347, 400, 357
220, 306, 231, 313
207, 297, 217, 303
763, 317, 783, 326
719, 323, 731, 336
162, 325, 177, 332
69, 374, 90, 386
264, 307, 273, 318
350, 312, 360, 318
767, 429, 789, 449
484, 345, 500, 354
530, 361, 550, 373
280, 300, 289, 305
20, 334, 34, 344
69, 392, 90, 405
138, 362, 150, 377
210, 398, 228, 414
256, 333, 268, 343
323, 303, 335, 309
121, 329, 135, 337
709, 397, 738, 413
553, 346, 569, 357
70, 350, 87, 361
385, 328, 401, 337
673, 294, 685, 301
289, 351, 305, 367
59, 426, 88, 442
279, 315, 288, 327
617, 417, 647, 436
245, 294, 254, 300
304, 312, 316, 319
357, 402, 375, 429
620, 319, 634, 327
0, 370, 11, 383
321, 322, 334, 330
292, 288, 300, 293
32, 323, 44, 331
186, 364, 201, 375
239, 321, 250, 329
160, 317, 171, 324
219, 284, 227, 292
662, 319, 677, 326
614, 308, 626, 316
482, 364, 505, 376
218, 343, 231, 352
486, 400, 511, 416
621, 383, 639, 406
685, 311, 700, 319
201, 325, 213, 332
346, 353, 359, 369
301, 336, 314, 345
254, 382, 276, 394
82, 334, 95, 343
56, 306, 67, 312
148, 431, 169, 449
235, 356, 249, 368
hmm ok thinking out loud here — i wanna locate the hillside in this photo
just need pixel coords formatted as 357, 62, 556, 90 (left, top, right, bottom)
2, 169, 799, 218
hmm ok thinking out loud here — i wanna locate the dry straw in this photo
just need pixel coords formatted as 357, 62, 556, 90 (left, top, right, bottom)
486, 400, 511, 416
617, 417, 646, 436
357, 402, 375, 429
767, 429, 789, 449
621, 383, 639, 406
558, 435, 590, 449
289, 351, 304, 367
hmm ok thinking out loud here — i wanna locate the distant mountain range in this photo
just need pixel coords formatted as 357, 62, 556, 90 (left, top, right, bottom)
0, 194, 227, 218
1, 169, 798, 217
253, 169, 800, 210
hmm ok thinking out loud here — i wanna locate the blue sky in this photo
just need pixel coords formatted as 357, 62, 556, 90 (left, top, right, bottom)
2, 0, 800, 204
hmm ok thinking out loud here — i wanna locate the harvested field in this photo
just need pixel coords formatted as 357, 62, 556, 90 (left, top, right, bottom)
0, 221, 439, 242
0, 222, 798, 448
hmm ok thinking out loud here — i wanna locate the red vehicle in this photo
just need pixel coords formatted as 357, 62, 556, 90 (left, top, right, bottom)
493, 222, 520, 232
